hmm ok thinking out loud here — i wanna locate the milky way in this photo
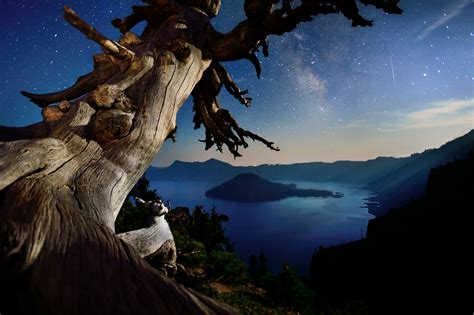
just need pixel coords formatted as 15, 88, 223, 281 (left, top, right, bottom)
0, 1, 472, 166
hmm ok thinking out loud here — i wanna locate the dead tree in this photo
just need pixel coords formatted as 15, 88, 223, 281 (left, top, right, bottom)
0, 0, 402, 313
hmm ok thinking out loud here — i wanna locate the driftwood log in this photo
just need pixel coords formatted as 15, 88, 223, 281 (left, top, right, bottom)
0, 0, 401, 313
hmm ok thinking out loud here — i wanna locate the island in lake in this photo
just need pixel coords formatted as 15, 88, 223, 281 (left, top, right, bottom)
205, 173, 343, 202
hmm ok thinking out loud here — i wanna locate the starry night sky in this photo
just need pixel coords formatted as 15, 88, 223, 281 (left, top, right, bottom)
0, 0, 472, 167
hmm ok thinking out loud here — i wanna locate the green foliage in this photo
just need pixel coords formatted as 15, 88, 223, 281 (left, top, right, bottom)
248, 254, 258, 279
264, 264, 316, 313
248, 252, 271, 286
258, 253, 268, 275
169, 206, 245, 285
173, 230, 208, 267
187, 206, 233, 252
217, 291, 296, 315
208, 251, 247, 285
115, 198, 151, 233
131, 176, 162, 201
115, 174, 159, 233
317, 302, 368, 315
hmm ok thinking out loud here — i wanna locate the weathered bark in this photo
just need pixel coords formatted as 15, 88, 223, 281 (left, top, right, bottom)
0, 4, 236, 314
0, 0, 402, 313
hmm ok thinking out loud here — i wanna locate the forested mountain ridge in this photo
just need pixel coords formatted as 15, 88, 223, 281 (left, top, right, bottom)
149, 130, 474, 216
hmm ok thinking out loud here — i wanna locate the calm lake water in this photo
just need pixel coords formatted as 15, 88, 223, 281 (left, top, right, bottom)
151, 180, 375, 275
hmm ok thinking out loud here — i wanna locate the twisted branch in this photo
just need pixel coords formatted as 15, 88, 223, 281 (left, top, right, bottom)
213, 62, 252, 107
64, 6, 135, 60
209, 0, 402, 61
21, 7, 142, 108
192, 62, 279, 158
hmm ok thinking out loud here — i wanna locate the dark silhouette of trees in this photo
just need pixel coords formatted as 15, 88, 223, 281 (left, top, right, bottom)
248, 252, 270, 285
311, 154, 474, 314
115, 175, 161, 233
249, 254, 258, 277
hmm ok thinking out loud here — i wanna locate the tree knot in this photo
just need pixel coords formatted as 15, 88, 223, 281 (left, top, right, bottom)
166, 39, 191, 62
89, 108, 135, 143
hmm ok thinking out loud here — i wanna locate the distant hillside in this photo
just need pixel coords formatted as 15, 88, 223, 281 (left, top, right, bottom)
148, 157, 408, 184
310, 154, 474, 313
205, 173, 339, 202
147, 158, 239, 182
247, 157, 409, 184
148, 130, 474, 216
368, 129, 474, 215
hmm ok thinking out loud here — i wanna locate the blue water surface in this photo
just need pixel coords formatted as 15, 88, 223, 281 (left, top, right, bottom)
151, 180, 375, 275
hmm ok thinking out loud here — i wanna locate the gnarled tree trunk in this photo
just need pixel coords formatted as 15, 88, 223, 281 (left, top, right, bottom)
0, 4, 236, 315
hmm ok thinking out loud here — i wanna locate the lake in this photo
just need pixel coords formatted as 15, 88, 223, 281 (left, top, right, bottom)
150, 180, 375, 275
